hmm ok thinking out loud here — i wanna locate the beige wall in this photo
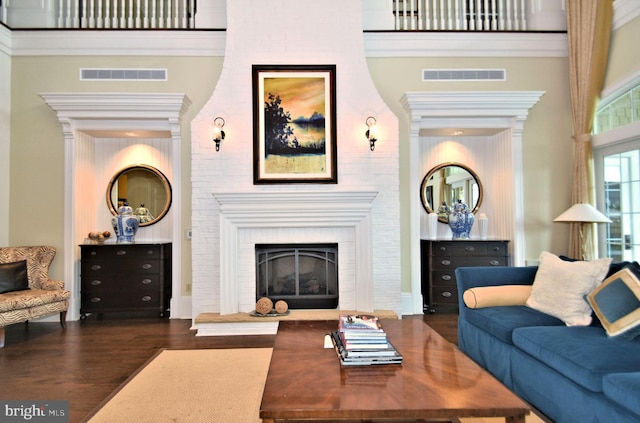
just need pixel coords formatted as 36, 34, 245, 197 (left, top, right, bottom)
10, 55, 223, 293
604, 15, 640, 92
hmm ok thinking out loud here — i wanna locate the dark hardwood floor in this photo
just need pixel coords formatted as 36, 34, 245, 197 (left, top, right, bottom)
0, 312, 458, 423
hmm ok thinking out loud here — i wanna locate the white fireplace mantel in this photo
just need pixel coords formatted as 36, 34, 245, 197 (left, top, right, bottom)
213, 191, 379, 315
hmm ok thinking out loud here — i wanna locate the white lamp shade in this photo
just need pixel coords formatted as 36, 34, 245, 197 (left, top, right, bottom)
553, 203, 612, 223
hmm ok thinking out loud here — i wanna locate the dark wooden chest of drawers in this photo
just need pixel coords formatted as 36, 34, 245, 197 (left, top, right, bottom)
80, 243, 172, 318
421, 240, 509, 313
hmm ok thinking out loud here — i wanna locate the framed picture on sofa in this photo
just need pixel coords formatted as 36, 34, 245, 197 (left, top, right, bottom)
252, 64, 337, 184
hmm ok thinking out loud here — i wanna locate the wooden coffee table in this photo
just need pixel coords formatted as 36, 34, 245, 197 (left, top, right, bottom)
260, 319, 530, 423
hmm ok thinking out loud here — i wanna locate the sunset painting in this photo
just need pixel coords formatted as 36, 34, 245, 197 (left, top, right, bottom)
253, 65, 337, 184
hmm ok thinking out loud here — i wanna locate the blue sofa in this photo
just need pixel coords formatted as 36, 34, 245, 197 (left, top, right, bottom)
456, 265, 640, 423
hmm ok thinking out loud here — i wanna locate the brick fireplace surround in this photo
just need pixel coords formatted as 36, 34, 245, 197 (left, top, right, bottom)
189, 0, 401, 334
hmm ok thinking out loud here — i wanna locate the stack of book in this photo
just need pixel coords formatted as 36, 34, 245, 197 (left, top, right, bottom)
330, 314, 403, 366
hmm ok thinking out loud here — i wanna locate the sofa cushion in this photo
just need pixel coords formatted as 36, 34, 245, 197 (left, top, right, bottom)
603, 372, 640, 417
465, 305, 564, 344
588, 262, 640, 340
512, 326, 640, 393
526, 251, 611, 326
463, 285, 532, 309
0, 260, 29, 294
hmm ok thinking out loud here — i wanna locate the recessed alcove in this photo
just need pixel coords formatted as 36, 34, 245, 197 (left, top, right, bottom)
401, 91, 544, 304
40, 92, 191, 320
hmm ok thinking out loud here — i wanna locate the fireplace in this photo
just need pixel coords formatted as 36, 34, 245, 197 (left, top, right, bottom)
256, 243, 338, 309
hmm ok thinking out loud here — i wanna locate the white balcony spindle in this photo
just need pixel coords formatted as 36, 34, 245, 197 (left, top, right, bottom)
151, 0, 157, 28
159, 0, 165, 28
174, 0, 180, 28
133, 0, 140, 28
57, 0, 64, 28
97, 0, 103, 28
143, 0, 149, 28
104, 0, 111, 28
417, 0, 422, 30
519, 0, 527, 30
119, 0, 125, 27
422, 0, 429, 30
189, 0, 195, 28
126, 0, 132, 28
482, 0, 492, 31
506, 0, 512, 30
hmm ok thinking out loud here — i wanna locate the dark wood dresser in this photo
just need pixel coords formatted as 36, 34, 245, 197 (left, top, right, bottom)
421, 240, 509, 313
80, 243, 172, 318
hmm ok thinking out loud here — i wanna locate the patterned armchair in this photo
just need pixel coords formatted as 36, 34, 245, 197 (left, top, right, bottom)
0, 246, 70, 348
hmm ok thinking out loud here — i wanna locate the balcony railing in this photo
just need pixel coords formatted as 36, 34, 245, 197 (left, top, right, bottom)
393, 0, 527, 31
1, 0, 566, 31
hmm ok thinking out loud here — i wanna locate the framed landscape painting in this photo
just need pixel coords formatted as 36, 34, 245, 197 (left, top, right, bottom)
252, 64, 337, 184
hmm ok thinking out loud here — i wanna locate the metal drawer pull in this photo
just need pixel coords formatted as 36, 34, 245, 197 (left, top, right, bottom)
91, 297, 101, 303
142, 264, 152, 270
441, 259, 451, 266
91, 265, 101, 270
117, 250, 127, 255
439, 246, 447, 252
441, 275, 452, 281
142, 296, 152, 302
490, 260, 500, 266
90, 280, 102, 286
90, 251, 97, 256
142, 279, 152, 285
441, 291, 452, 298
464, 246, 475, 252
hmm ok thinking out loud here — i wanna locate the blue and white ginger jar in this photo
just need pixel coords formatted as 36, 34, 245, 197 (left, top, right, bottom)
112, 203, 140, 244
448, 199, 474, 240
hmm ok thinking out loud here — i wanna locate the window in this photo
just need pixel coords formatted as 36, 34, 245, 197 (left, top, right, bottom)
595, 84, 640, 134
595, 142, 640, 261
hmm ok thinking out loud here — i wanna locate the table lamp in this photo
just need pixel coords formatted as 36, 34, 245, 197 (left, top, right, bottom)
553, 203, 612, 260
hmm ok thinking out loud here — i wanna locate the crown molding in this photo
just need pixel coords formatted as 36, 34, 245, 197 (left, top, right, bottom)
613, 0, 640, 30
364, 31, 568, 57
9, 30, 226, 56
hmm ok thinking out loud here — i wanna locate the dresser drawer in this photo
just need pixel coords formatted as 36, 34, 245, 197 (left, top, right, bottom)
430, 256, 507, 270
431, 241, 508, 257
431, 285, 458, 305
81, 291, 162, 310
81, 259, 162, 277
81, 245, 162, 262
82, 274, 161, 291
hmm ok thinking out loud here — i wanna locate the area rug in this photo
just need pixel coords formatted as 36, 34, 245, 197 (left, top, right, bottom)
85, 348, 273, 423
85, 347, 546, 423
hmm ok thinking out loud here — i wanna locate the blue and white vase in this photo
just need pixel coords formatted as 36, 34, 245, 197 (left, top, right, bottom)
448, 199, 475, 240
112, 203, 139, 243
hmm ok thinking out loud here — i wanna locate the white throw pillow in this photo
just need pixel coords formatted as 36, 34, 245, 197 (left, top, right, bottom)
526, 251, 612, 326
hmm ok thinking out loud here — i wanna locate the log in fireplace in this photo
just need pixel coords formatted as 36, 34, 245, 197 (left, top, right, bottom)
256, 243, 338, 309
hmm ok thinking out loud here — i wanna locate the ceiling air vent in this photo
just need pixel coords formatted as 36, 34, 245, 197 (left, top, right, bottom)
422, 69, 506, 82
80, 68, 168, 81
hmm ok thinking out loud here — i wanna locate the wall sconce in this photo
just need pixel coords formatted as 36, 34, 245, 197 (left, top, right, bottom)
365, 116, 378, 151
212, 117, 226, 151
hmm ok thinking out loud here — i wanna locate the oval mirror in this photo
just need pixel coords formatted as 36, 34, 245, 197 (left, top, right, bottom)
420, 162, 483, 223
106, 164, 172, 227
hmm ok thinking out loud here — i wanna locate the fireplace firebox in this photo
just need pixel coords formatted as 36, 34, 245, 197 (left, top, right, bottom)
256, 244, 338, 309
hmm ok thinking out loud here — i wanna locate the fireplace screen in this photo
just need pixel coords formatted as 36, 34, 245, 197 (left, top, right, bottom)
256, 244, 338, 309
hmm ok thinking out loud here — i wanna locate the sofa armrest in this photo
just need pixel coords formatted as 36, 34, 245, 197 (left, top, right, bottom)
41, 279, 65, 290
456, 266, 538, 310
